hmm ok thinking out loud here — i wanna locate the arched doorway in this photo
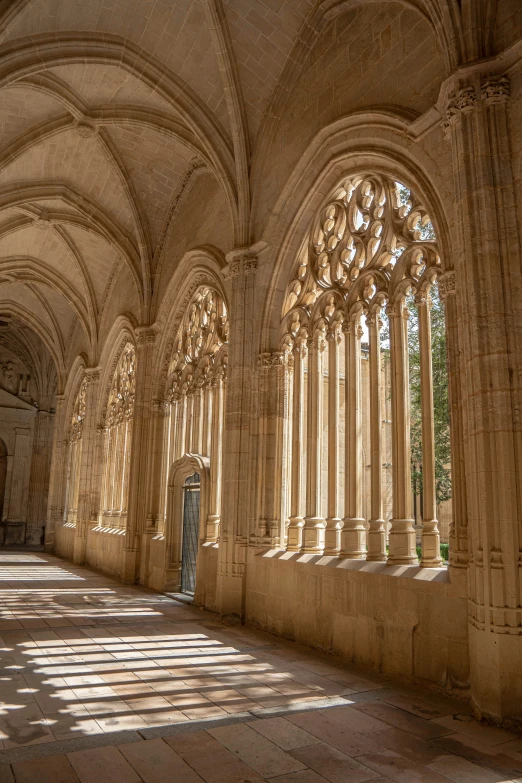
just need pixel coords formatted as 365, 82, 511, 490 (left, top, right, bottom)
181, 472, 201, 593
164, 454, 210, 597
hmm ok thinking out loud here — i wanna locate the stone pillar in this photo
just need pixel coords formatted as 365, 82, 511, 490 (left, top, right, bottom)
73, 368, 100, 564
216, 250, 257, 618
287, 337, 306, 551
123, 327, 157, 583
45, 394, 66, 551
325, 325, 342, 555
387, 301, 417, 565
341, 318, 366, 558
26, 410, 54, 545
254, 352, 286, 547
185, 392, 194, 455
416, 292, 443, 567
202, 384, 212, 458
303, 324, 326, 553
367, 311, 386, 561
439, 271, 469, 571
443, 74, 522, 722
207, 373, 224, 542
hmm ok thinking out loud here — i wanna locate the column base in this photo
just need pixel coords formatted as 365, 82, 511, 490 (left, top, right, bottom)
340, 518, 366, 559
367, 520, 387, 561
420, 525, 443, 568
388, 518, 418, 564
205, 514, 220, 542
302, 517, 325, 554
286, 517, 304, 551
324, 517, 342, 555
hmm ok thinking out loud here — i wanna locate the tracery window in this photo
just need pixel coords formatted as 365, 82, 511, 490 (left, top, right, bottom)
160, 286, 228, 541
100, 343, 136, 527
281, 173, 450, 566
64, 377, 87, 524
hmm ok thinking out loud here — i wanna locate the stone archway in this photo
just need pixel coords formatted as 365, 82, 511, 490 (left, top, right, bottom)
164, 454, 211, 602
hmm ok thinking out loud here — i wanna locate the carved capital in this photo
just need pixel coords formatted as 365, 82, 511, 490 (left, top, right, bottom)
258, 351, 285, 368
84, 367, 101, 384
438, 271, 456, 299
442, 85, 477, 138
136, 327, 157, 346
481, 75, 510, 106
223, 249, 258, 278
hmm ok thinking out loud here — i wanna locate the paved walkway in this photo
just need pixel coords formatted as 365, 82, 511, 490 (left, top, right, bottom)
0, 552, 521, 782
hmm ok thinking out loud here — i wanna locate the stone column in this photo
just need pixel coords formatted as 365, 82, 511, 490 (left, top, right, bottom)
325, 325, 342, 555
367, 311, 386, 560
302, 324, 326, 553
255, 352, 286, 547
287, 337, 306, 551
207, 373, 224, 542
73, 368, 100, 564
202, 384, 212, 458
45, 394, 66, 551
216, 250, 257, 618
387, 301, 417, 564
192, 384, 204, 454
185, 392, 194, 455
341, 318, 366, 558
443, 74, 522, 722
416, 292, 443, 567
439, 271, 469, 571
26, 410, 54, 545
175, 396, 187, 462
123, 327, 157, 583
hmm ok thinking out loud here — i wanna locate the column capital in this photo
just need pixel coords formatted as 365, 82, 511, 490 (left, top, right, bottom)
438, 270, 456, 299
481, 74, 510, 106
441, 84, 477, 138
84, 367, 101, 384
135, 326, 158, 346
223, 247, 258, 278
258, 351, 285, 368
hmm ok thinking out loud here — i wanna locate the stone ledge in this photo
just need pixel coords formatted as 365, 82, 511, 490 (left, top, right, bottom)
258, 548, 449, 584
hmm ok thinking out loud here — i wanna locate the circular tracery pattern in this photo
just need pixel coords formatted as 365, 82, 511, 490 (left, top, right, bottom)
106, 343, 136, 427
166, 286, 228, 400
282, 174, 440, 345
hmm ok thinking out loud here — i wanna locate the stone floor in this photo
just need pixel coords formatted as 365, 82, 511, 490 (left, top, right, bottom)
0, 553, 521, 783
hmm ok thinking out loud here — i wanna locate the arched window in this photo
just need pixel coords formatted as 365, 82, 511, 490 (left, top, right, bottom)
160, 286, 228, 541
64, 378, 87, 524
100, 343, 136, 527
281, 174, 450, 567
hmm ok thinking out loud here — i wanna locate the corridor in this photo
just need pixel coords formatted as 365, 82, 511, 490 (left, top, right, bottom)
0, 553, 521, 782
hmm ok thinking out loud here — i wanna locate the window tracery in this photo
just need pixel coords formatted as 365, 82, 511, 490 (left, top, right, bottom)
64, 378, 87, 524
281, 173, 449, 566
160, 286, 228, 543
100, 343, 136, 526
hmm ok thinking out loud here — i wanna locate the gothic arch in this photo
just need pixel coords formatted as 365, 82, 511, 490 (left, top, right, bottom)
259, 139, 453, 355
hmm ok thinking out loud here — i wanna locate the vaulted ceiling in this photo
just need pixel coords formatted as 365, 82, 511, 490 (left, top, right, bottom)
0, 0, 508, 388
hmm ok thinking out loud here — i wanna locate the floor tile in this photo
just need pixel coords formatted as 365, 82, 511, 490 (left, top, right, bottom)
12, 754, 80, 783
119, 737, 204, 783
67, 746, 142, 783
208, 723, 307, 778
292, 742, 381, 783
247, 717, 322, 750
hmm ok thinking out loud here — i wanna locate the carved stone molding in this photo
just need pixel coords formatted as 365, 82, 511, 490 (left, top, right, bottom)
84, 368, 101, 384
481, 75, 510, 106
136, 327, 157, 346
438, 271, 456, 299
442, 85, 477, 137
258, 351, 285, 368
222, 251, 258, 279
